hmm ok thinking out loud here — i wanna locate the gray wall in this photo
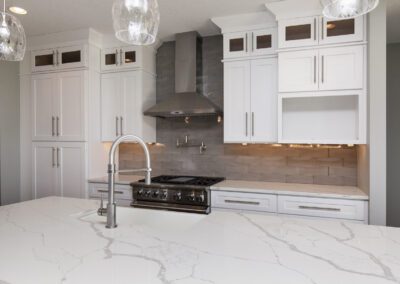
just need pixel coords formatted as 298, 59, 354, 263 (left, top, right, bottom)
387, 42, 400, 227
120, 35, 358, 186
0, 61, 20, 205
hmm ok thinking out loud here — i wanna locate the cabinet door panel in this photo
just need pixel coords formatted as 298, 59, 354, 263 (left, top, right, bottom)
319, 45, 364, 91
31, 49, 56, 72
57, 143, 86, 198
251, 28, 277, 56
251, 58, 278, 143
57, 45, 87, 69
121, 72, 139, 136
320, 16, 364, 45
101, 48, 119, 71
57, 71, 86, 141
101, 73, 122, 141
121, 46, 140, 69
33, 144, 58, 198
223, 32, 249, 59
32, 74, 57, 141
224, 61, 251, 143
279, 17, 318, 48
278, 50, 318, 92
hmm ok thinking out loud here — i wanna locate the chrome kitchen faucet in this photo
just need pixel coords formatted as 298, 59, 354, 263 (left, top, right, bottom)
98, 134, 152, 229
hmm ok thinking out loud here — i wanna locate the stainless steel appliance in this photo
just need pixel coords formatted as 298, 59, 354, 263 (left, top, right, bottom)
131, 175, 225, 214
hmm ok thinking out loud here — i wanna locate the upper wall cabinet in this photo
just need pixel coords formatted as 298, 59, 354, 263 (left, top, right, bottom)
278, 16, 364, 49
101, 46, 141, 71
223, 28, 277, 59
31, 45, 88, 73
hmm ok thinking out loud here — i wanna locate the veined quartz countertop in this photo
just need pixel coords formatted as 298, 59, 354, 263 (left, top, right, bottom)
0, 197, 397, 284
211, 180, 369, 200
88, 174, 144, 185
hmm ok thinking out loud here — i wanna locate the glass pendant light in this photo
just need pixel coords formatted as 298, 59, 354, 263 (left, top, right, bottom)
112, 0, 160, 45
321, 0, 379, 19
0, 0, 25, 61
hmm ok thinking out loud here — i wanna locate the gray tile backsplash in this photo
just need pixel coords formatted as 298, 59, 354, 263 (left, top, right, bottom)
119, 35, 358, 186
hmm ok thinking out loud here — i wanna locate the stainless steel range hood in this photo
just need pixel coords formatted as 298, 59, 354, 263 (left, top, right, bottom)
144, 31, 222, 118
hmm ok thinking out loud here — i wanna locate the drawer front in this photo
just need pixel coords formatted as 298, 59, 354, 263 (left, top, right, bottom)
211, 191, 277, 213
89, 183, 132, 200
278, 195, 366, 221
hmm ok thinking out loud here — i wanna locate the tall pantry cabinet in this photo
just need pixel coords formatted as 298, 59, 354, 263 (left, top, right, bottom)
20, 30, 107, 201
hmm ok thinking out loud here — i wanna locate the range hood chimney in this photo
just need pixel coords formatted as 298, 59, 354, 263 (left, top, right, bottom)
144, 31, 222, 118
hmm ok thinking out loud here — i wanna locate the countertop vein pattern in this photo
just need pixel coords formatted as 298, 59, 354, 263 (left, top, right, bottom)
0, 197, 398, 284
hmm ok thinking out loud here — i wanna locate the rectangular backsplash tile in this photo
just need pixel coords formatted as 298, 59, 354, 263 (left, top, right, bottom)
119, 35, 358, 187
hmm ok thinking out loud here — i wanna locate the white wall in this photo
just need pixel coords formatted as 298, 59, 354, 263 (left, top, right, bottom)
368, 0, 387, 225
0, 61, 20, 205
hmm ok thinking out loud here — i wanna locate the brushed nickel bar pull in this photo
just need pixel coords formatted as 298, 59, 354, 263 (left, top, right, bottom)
225, 200, 260, 206
314, 56, 317, 84
56, 148, 60, 168
117, 168, 150, 173
321, 55, 325, 84
56, 116, 60, 136
298, 205, 341, 212
252, 112, 255, 137
52, 147, 56, 168
120, 49, 123, 65
314, 18, 317, 40
245, 112, 248, 136
52, 116, 55, 136
116, 117, 119, 136
120, 116, 123, 136
98, 189, 124, 195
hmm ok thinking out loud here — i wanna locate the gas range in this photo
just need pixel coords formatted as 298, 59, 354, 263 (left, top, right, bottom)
130, 175, 225, 214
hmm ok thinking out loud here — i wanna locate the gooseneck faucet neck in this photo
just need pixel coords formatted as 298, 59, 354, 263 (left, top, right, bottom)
106, 134, 152, 229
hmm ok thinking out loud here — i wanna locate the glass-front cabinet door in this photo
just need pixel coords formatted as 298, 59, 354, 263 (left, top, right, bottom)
101, 48, 119, 71
278, 16, 318, 48
251, 28, 276, 56
101, 46, 140, 71
31, 49, 56, 72
57, 45, 87, 69
223, 32, 250, 59
320, 16, 364, 45
120, 46, 139, 69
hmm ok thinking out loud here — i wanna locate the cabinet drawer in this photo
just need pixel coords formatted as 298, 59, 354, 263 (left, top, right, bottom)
211, 191, 277, 213
278, 195, 366, 221
89, 183, 132, 200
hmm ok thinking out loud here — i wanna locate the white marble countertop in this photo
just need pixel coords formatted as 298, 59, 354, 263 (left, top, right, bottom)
211, 180, 369, 200
88, 174, 144, 185
0, 197, 397, 284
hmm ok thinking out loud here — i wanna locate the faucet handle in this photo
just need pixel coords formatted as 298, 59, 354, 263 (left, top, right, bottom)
97, 194, 107, 216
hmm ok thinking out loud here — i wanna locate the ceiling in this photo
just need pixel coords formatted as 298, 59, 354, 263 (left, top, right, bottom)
6, 0, 274, 41
5, 0, 400, 43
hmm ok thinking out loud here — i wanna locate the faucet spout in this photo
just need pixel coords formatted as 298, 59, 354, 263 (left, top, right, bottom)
105, 134, 152, 229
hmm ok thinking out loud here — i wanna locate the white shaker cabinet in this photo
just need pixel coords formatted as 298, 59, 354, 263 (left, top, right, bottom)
320, 17, 364, 45
278, 16, 318, 49
32, 71, 87, 142
33, 142, 87, 199
319, 45, 364, 91
224, 60, 251, 143
101, 46, 140, 71
100, 71, 156, 142
278, 49, 318, 93
224, 58, 278, 143
279, 45, 364, 93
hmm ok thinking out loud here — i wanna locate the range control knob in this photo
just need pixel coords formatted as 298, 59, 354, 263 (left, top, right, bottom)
152, 190, 160, 198
161, 190, 168, 200
173, 192, 182, 201
137, 189, 144, 196
196, 194, 205, 203
188, 192, 196, 202
145, 190, 152, 197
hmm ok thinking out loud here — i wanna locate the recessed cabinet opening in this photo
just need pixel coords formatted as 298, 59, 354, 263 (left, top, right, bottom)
257, 35, 272, 49
326, 19, 355, 37
229, 38, 245, 52
281, 95, 360, 143
35, 54, 54, 67
61, 51, 81, 64
285, 24, 312, 41
105, 53, 116, 65
125, 51, 136, 63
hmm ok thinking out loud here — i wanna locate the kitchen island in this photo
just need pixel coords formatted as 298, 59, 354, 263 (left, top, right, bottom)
0, 197, 399, 284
